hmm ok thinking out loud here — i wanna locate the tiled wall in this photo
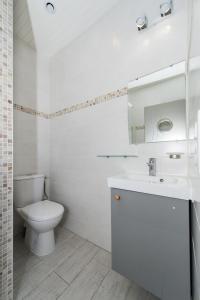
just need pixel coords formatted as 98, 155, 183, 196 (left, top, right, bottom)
188, 0, 200, 299
49, 0, 188, 251
12, 1, 200, 298
14, 0, 189, 253
13, 37, 50, 235
13, 36, 50, 175
13, 86, 128, 118
0, 0, 13, 299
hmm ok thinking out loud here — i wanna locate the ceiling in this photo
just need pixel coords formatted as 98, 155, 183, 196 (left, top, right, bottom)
14, 0, 36, 49
24, 0, 121, 57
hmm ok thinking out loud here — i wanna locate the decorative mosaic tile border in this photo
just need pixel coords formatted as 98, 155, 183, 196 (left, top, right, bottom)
13, 104, 49, 119
14, 86, 128, 119
49, 86, 128, 118
0, 0, 13, 299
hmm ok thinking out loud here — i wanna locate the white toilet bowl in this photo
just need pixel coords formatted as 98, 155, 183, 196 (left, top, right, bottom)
18, 200, 64, 256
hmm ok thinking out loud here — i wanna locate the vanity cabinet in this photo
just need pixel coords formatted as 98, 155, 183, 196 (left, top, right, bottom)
111, 188, 191, 300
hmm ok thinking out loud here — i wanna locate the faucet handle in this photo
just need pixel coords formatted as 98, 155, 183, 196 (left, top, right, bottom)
147, 158, 155, 165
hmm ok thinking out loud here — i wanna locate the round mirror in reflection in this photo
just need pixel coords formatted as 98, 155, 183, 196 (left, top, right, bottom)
157, 118, 173, 132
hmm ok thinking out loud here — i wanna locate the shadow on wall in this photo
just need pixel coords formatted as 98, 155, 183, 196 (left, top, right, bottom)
59, 207, 69, 228
13, 36, 38, 236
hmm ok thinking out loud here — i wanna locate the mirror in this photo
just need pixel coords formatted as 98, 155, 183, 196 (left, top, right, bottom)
128, 62, 187, 144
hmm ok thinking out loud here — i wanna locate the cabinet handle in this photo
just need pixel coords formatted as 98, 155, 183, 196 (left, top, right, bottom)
114, 194, 121, 201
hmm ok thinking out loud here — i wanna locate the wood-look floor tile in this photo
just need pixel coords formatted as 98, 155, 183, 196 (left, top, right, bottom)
92, 270, 131, 300
14, 251, 41, 281
14, 234, 28, 262
14, 233, 83, 299
14, 260, 51, 300
57, 258, 108, 300
125, 282, 160, 300
42, 234, 86, 270
24, 272, 68, 300
55, 241, 99, 284
94, 248, 112, 269
14, 227, 161, 300
55, 226, 74, 245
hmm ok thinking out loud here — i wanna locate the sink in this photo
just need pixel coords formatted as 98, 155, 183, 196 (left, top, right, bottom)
107, 173, 191, 200
117, 173, 178, 184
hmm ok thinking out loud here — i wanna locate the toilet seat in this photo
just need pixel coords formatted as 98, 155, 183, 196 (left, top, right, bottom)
19, 200, 64, 222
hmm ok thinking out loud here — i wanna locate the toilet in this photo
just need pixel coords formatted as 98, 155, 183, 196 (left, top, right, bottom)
14, 174, 64, 256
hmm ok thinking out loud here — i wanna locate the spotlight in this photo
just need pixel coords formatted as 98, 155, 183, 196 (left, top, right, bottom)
160, 1, 173, 17
136, 15, 148, 31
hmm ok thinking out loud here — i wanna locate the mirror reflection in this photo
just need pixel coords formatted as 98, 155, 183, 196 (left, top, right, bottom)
128, 64, 186, 144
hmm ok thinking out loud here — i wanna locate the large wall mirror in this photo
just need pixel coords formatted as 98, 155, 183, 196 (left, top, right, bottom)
128, 62, 187, 144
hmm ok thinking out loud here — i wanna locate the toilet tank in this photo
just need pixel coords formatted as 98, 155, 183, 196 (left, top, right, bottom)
14, 174, 44, 208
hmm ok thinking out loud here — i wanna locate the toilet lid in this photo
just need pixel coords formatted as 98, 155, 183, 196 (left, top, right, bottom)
20, 200, 64, 222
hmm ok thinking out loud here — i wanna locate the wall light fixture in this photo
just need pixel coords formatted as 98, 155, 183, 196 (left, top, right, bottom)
160, 1, 173, 17
136, 15, 148, 31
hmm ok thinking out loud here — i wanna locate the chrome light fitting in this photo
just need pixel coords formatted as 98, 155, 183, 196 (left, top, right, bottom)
160, 1, 173, 17
136, 15, 148, 31
45, 2, 56, 14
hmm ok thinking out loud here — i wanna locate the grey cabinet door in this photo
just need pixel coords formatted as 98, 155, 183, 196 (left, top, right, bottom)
111, 189, 190, 300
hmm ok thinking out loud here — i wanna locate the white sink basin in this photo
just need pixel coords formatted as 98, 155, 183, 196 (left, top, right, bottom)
107, 173, 191, 200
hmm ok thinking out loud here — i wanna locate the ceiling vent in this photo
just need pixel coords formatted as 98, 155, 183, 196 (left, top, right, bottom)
45, 2, 56, 14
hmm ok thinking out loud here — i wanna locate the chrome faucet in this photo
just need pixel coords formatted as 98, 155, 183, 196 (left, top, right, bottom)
147, 158, 156, 176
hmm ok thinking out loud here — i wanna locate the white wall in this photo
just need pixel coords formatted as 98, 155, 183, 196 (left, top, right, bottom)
36, 54, 50, 188
188, 0, 200, 299
49, 0, 188, 251
13, 37, 50, 235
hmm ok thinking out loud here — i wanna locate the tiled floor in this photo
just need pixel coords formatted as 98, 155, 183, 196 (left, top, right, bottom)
14, 227, 159, 300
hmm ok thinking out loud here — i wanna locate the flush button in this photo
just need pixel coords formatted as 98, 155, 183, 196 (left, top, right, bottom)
172, 206, 176, 210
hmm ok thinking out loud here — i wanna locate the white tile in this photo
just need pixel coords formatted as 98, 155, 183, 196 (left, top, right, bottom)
15, 0, 189, 282
48, 0, 188, 251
